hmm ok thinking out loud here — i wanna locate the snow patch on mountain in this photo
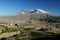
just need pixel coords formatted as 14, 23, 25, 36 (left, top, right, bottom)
35, 9, 49, 13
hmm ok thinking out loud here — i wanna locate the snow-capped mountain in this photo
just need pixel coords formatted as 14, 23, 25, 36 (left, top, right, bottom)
0, 9, 55, 23
20, 9, 49, 14
31, 9, 49, 14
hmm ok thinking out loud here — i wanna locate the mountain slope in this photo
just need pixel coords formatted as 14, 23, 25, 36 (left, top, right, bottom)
0, 9, 60, 24
0, 9, 51, 23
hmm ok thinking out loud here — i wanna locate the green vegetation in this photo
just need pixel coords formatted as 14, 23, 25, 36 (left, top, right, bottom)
38, 16, 60, 23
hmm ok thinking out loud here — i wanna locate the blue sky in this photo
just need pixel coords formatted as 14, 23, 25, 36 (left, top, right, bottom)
0, 0, 60, 16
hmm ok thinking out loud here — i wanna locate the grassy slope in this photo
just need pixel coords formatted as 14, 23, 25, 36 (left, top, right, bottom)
0, 22, 60, 40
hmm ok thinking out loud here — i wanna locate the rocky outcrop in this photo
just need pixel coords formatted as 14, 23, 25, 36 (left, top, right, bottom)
0, 31, 20, 39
